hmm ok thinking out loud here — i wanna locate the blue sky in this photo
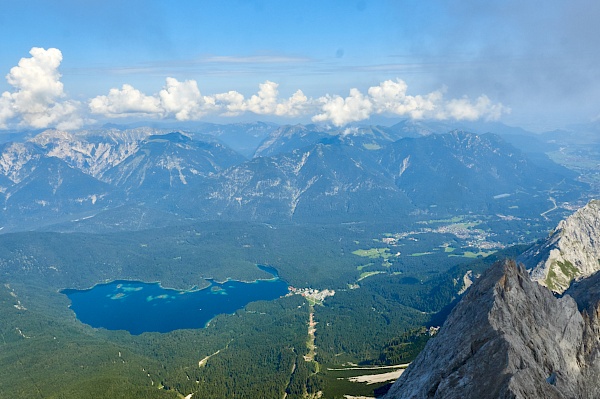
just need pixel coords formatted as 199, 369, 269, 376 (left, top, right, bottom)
0, 0, 598, 131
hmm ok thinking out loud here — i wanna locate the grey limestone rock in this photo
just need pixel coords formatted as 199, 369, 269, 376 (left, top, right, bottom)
385, 260, 600, 399
519, 200, 600, 293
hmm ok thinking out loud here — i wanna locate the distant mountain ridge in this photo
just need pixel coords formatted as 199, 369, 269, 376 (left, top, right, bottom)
0, 124, 587, 232
27, 127, 152, 178
377, 131, 579, 213
198, 138, 413, 222
101, 132, 245, 200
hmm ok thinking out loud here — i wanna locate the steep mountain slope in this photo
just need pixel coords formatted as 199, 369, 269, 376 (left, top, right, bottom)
102, 132, 245, 197
385, 260, 600, 399
0, 124, 588, 231
253, 124, 331, 158
198, 137, 413, 222
0, 141, 46, 184
0, 144, 119, 231
519, 200, 600, 293
28, 128, 153, 178
379, 131, 582, 215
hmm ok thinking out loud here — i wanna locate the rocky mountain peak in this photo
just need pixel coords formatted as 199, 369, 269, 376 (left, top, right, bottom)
519, 199, 600, 293
385, 259, 600, 399
27, 129, 75, 147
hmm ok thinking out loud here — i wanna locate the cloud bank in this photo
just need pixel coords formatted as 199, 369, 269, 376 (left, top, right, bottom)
89, 79, 312, 121
90, 77, 508, 127
1, 47, 509, 129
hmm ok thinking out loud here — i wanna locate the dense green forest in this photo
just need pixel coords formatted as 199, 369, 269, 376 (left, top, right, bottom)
0, 220, 536, 398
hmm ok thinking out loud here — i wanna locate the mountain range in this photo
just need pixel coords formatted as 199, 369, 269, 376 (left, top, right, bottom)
0, 120, 597, 398
0, 122, 588, 232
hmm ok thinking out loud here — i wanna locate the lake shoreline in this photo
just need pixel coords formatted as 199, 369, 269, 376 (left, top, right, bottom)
61, 265, 289, 335
59, 264, 283, 293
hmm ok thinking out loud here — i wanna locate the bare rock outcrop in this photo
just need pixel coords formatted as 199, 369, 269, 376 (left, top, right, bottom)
519, 200, 600, 293
384, 260, 600, 399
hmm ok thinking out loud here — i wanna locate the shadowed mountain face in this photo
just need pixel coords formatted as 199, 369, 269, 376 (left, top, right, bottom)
253, 124, 332, 158
378, 131, 582, 214
385, 260, 600, 399
196, 139, 414, 223
0, 144, 119, 231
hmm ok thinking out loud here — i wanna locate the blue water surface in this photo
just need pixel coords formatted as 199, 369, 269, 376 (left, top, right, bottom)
62, 266, 288, 335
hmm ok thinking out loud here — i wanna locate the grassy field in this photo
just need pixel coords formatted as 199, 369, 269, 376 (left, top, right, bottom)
449, 250, 497, 258
357, 271, 386, 282
352, 248, 393, 259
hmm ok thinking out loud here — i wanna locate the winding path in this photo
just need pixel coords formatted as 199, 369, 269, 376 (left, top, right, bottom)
541, 196, 558, 220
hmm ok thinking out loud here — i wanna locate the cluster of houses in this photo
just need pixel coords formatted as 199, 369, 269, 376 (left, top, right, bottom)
288, 286, 335, 303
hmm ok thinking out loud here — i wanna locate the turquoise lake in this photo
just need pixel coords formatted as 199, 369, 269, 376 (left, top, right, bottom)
62, 266, 288, 335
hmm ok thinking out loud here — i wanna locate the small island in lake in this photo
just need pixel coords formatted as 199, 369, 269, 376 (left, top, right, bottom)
62, 266, 288, 335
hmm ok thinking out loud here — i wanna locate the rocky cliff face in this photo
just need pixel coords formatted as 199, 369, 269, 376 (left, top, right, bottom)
519, 200, 600, 293
384, 260, 600, 399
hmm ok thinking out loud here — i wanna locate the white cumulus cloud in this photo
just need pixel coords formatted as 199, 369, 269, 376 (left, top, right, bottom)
214, 81, 310, 117
275, 90, 310, 117
0, 93, 15, 129
242, 81, 310, 116
214, 90, 246, 116
312, 89, 373, 126
1, 48, 508, 129
368, 79, 443, 119
244, 80, 279, 115
89, 78, 218, 120
0, 47, 83, 129
312, 79, 509, 126
159, 78, 215, 120
89, 84, 162, 117
90, 79, 312, 120
441, 95, 509, 121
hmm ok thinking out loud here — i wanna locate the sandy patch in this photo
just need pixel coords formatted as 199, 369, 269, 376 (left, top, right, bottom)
199, 349, 221, 367
327, 363, 410, 371
348, 369, 404, 384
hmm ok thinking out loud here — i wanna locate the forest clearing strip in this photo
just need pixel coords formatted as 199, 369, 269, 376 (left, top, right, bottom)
198, 339, 233, 367
304, 307, 317, 362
